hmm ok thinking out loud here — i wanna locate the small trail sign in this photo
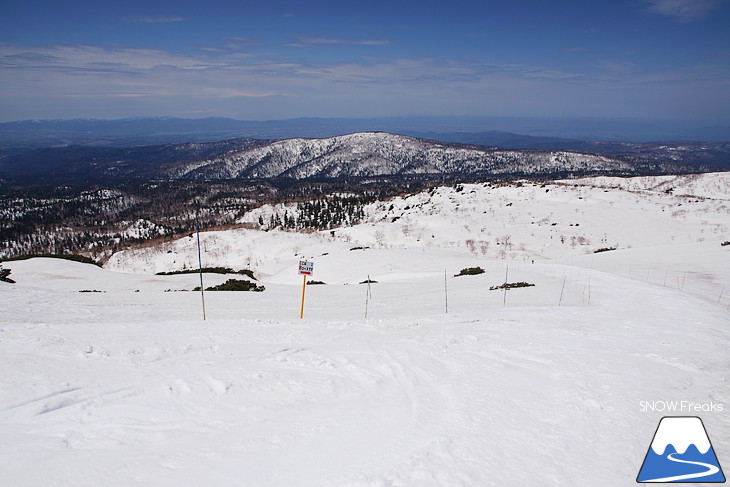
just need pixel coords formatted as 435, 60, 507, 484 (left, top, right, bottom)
298, 261, 314, 276
298, 261, 314, 318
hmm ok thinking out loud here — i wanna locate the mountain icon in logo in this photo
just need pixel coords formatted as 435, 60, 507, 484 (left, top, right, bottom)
637, 416, 726, 483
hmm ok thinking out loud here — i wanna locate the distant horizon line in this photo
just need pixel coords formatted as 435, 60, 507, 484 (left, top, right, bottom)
3, 114, 728, 124
1, 114, 728, 144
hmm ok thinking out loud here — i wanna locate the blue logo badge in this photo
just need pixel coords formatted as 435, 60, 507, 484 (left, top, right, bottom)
637, 416, 725, 483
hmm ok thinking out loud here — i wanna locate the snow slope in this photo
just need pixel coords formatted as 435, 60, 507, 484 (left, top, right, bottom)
1, 173, 729, 486
562, 172, 730, 199
107, 173, 729, 278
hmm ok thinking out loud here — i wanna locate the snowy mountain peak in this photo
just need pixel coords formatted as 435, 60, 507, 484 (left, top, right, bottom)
170, 131, 635, 180
650, 417, 712, 455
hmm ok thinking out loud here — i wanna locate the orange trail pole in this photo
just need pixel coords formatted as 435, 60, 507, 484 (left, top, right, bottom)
299, 274, 307, 319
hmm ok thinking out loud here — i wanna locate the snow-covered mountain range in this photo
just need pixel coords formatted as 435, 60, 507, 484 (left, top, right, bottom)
170, 132, 637, 180
2, 131, 729, 260
1, 132, 723, 186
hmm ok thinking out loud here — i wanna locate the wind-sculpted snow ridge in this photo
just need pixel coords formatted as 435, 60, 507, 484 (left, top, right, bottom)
169, 132, 635, 180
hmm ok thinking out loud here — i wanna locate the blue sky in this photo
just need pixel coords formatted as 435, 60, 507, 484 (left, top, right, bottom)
1, 0, 729, 129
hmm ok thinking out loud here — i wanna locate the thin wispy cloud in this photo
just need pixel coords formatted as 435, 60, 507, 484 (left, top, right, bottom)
1, 1, 728, 124
0, 44, 215, 72
1, 40, 728, 122
201, 87, 280, 98
199, 36, 261, 55
284, 36, 392, 48
642, 0, 724, 22
596, 60, 636, 77
128, 16, 185, 24
564, 47, 590, 53
2, 42, 726, 95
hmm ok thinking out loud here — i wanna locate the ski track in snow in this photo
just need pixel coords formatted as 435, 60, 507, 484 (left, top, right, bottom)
1, 174, 729, 486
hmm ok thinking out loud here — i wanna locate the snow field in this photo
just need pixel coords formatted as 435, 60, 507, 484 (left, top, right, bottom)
2, 173, 729, 486
3, 244, 729, 486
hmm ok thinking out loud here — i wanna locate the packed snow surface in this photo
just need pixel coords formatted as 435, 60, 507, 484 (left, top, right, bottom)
2, 174, 729, 486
